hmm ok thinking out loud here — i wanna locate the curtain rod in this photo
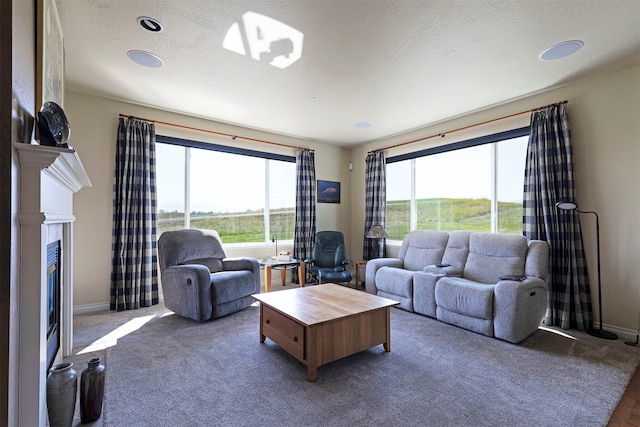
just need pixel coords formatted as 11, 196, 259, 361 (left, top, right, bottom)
369, 100, 568, 154
118, 114, 314, 152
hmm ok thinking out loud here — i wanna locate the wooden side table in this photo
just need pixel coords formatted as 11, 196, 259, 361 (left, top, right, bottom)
259, 259, 305, 292
355, 260, 368, 288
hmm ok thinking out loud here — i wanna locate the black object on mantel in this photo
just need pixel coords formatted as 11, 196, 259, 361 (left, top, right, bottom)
80, 357, 106, 424
37, 101, 71, 147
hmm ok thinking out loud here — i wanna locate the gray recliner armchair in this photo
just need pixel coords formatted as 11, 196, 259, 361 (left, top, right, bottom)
158, 229, 260, 321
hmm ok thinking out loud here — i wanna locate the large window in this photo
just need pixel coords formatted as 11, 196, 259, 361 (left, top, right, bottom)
156, 136, 296, 243
386, 129, 528, 240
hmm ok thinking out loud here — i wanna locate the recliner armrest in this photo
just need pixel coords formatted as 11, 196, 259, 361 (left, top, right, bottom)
222, 257, 259, 273
160, 264, 213, 321
222, 257, 260, 293
162, 264, 211, 288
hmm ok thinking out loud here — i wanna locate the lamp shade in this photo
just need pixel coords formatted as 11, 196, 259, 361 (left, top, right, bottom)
366, 225, 388, 239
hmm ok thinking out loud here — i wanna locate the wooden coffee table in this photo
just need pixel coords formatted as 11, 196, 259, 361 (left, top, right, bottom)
252, 283, 399, 382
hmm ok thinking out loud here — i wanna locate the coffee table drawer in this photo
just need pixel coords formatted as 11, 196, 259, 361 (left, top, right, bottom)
262, 305, 305, 360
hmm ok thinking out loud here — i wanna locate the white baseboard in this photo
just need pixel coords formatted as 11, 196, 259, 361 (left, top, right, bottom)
73, 302, 110, 314
603, 322, 637, 342
73, 296, 164, 315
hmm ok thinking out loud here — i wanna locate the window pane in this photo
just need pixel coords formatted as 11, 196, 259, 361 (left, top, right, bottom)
386, 160, 411, 240
190, 150, 265, 243
156, 141, 296, 244
496, 136, 528, 234
415, 145, 492, 232
269, 160, 296, 240
156, 144, 186, 235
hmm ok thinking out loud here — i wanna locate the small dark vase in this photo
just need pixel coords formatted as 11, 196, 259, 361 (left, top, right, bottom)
46, 362, 77, 427
79, 358, 105, 424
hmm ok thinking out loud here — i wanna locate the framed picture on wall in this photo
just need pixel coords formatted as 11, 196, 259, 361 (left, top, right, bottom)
317, 180, 341, 203
36, 0, 64, 109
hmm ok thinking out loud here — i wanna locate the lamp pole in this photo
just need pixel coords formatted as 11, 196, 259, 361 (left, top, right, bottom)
580, 209, 617, 340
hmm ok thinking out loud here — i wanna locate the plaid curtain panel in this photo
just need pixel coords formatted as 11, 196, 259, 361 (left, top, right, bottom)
110, 117, 159, 311
363, 151, 386, 260
523, 105, 592, 330
293, 149, 316, 283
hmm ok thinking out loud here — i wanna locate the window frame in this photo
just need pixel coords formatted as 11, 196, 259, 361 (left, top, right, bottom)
385, 127, 529, 242
155, 135, 296, 246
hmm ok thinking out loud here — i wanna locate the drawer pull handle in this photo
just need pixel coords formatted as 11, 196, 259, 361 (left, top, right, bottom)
293, 336, 298, 342
265, 319, 270, 324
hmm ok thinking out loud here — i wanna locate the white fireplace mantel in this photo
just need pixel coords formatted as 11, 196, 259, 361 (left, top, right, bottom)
15, 142, 91, 427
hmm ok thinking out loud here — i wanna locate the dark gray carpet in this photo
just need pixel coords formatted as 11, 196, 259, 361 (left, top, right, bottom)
101, 303, 639, 426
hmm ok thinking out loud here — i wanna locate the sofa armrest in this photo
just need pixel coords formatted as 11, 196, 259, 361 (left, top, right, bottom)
222, 257, 261, 293
493, 277, 547, 343
365, 258, 404, 294
161, 265, 213, 321
422, 265, 463, 277
525, 240, 549, 280
413, 271, 443, 317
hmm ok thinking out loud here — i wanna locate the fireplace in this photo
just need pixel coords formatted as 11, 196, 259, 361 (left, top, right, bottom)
46, 240, 61, 370
15, 142, 91, 426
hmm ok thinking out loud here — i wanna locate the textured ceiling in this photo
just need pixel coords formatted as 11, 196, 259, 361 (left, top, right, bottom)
55, 0, 640, 146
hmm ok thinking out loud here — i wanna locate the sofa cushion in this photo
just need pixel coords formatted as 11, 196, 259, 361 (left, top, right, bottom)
376, 267, 413, 298
398, 230, 449, 271
158, 228, 227, 270
376, 267, 414, 311
181, 258, 224, 273
463, 233, 528, 284
441, 230, 471, 269
525, 240, 549, 279
437, 307, 494, 337
211, 270, 256, 304
435, 277, 494, 320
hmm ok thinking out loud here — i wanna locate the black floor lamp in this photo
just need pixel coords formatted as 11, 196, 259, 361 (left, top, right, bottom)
556, 201, 618, 340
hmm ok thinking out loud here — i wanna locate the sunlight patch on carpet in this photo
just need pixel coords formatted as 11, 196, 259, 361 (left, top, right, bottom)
76, 314, 157, 354
538, 326, 577, 340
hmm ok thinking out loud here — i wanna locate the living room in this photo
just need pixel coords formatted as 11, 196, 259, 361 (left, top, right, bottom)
4, 1, 640, 425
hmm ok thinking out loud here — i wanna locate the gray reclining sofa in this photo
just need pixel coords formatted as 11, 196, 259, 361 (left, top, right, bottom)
366, 230, 549, 343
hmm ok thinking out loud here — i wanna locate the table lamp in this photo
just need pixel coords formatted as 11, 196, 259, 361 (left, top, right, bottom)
366, 225, 388, 259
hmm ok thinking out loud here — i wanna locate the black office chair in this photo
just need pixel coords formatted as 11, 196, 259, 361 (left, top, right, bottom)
305, 231, 353, 285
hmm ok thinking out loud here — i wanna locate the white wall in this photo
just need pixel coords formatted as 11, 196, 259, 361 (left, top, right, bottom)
65, 93, 352, 309
351, 65, 640, 335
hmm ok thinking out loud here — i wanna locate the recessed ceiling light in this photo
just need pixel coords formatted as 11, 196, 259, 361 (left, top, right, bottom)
539, 40, 584, 61
355, 122, 372, 129
137, 16, 163, 32
127, 50, 164, 68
